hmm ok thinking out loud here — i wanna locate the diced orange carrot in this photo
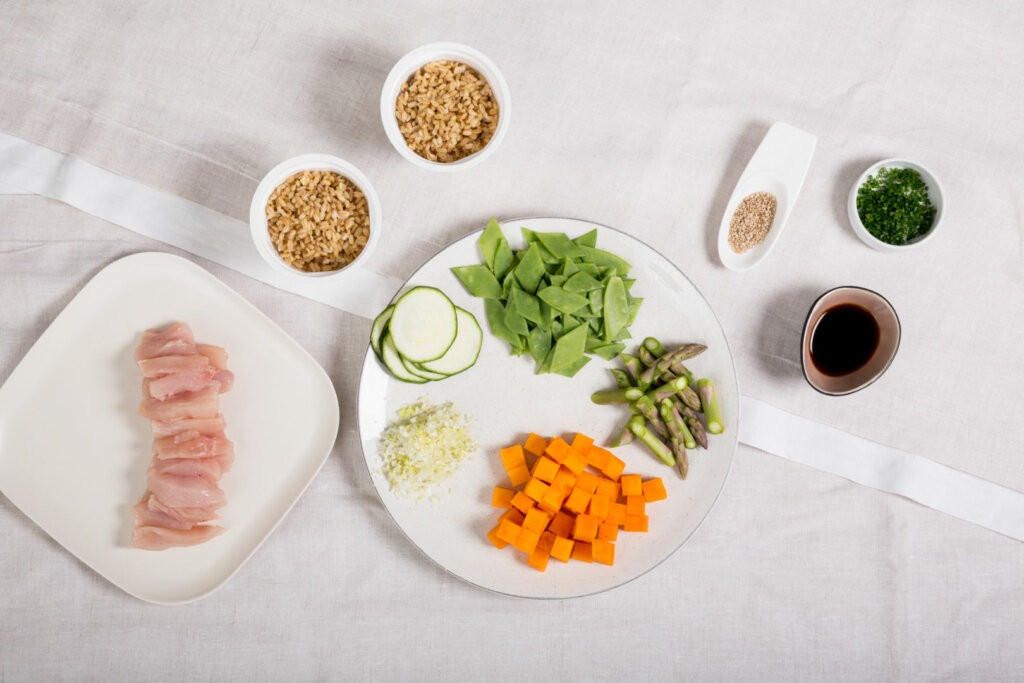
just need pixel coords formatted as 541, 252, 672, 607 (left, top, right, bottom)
571, 541, 593, 563
601, 454, 625, 481
592, 539, 615, 566
552, 469, 577, 493
522, 507, 551, 533
571, 433, 595, 453
524, 433, 549, 457
544, 437, 571, 463
597, 521, 619, 542
492, 486, 515, 508
548, 511, 575, 537
523, 477, 550, 503
625, 495, 646, 517
594, 478, 620, 501
528, 531, 556, 572
540, 487, 565, 515
563, 448, 588, 475
510, 491, 535, 514
608, 502, 627, 526
620, 474, 643, 497
585, 445, 612, 469
575, 471, 600, 494
487, 525, 510, 549
500, 445, 526, 471
572, 514, 600, 542
550, 535, 574, 562
495, 519, 522, 545
564, 487, 592, 515
500, 508, 526, 525
531, 456, 560, 484
513, 528, 541, 554
507, 464, 530, 487
624, 514, 649, 533
588, 494, 609, 520
641, 477, 668, 503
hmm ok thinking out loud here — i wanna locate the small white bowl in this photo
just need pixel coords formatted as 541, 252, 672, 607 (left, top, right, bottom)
249, 154, 382, 278
380, 42, 511, 172
847, 158, 945, 252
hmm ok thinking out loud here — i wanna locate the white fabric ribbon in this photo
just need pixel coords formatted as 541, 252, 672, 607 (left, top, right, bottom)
3, 131, 1023, 542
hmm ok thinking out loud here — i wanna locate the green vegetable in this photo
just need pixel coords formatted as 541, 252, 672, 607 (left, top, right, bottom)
697, 378, 724, 434
590, 387, 644, 405
627, 415, 676, 466
856, 166, 937, 245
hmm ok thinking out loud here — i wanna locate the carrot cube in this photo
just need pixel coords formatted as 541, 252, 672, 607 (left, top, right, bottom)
601, 454, 625, 480
487, 525, 510, 549
586, 445, 612, 469
552, 469, 577, 493
528, 532, 556, 572
513, 528, 541, 554
571, 433, 595, 452
548, 511, 575, 537
524, 433, 549, 456
510, 491, 535, 514
592, 539, 615, 566
595, 478, 619, 501
531, 456, 560, 484
500, 508, 525, 525
540, 487, 565, 515
620, 474, 643, 497
507, 464, 530, 487
563, 448, 588, 475
575, 471, 600, 494
550, 535, 574, 562
522, 507, 551, 533
597, 521, 619, 542
523, 477, 550, 503
492, 486, 515, 508
544, 437, 571, 463
624, 514, 649, 533
564, 487, 592, 515
625, 495, 646, 516
642, 477, 668, 502
588, 494, 609, 520
495, 519, 522, 545
608, 502, 627, 526
572, 513, 600, 542
571, 541, 593, 563
500, 445, 526, 471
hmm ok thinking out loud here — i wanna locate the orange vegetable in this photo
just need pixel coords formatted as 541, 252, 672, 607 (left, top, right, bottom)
510, 491, 535, 514
551, 469, 577, 493
641, 477, 667, 503
550, 535, 574, 562
487, 525, 510, 549
594, 478, 619, 501
625, 495, 646, 517
563, 448, 588, 475
492, 486, 515, 508
601, 454, 625, 481
528, 531, 556, 572
523, 477, 550, 503
572, 514, 600, 542
500, 445, 526, 471
499, 508, 525, 526
608, 502, 627, 526
592, 539, 615, 566
624, 514, 649, 533
548, 511, 575, 537
585, 444, 612, 469
571, 433, 594, 452
544, 437, 571, 463
495, 519, 522, 545
531, 456, 560, 484
575, 470, 600, 494
522, 507, 551, 533
540, 487, 566, 515
524, 433, 549, 457
571, 541, 593, 563
563, 487, 592, 515
513, 528, 541, 555
588, 494, 609, 520
507, 464, 530, 487
597, 521, 619, 542
620, 474, 643, 497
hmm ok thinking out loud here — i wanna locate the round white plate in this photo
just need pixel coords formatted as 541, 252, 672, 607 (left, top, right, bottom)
357, 218, 738, 598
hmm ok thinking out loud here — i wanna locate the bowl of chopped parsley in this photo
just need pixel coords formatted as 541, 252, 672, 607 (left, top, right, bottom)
847, 159, 944, 251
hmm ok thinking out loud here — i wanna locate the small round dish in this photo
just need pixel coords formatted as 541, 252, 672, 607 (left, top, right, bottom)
847, 158, 945, 252
801, 286, 900, 396
249, 154, 382, 278
380, 42, 511, 172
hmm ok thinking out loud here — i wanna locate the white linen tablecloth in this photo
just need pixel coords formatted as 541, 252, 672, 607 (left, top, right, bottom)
2, 1, 1023, 680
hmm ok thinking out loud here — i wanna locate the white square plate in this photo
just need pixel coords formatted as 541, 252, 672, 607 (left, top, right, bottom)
0, 252, 339, 604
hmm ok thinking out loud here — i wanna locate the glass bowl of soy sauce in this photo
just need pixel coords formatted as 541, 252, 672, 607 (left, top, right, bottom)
801, 286, 900, 396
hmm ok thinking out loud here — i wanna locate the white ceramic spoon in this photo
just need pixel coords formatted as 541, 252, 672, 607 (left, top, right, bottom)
717, 122, 816, 271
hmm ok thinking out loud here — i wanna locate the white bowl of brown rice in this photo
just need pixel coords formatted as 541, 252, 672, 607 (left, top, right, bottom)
381, 42, 510, 171
249, 154, 382, 278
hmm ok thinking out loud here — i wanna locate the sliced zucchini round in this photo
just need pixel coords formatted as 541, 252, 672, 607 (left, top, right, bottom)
380, 334, 427, 384
400, 354, 448, 381
420, 307, 482, 376
388, 286, 458, 363
370, 304, 395, 360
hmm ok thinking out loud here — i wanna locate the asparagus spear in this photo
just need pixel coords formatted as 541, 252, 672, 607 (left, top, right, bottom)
670, 360, 696, 385
591, 387, 644, 405
609, 419, 636, 447
619, 353, 645, 387
638, 343, 708, 388
634, 396, 670, 440
673, 398, 709, 449
638, 346, 657, 367
677, 384, 702, 411
644, 375, 689, 403
697, 379, 724, 434
609, 368, 633, 390
670, 436, 689, 479
627, 415, 676, 466
659, 398, 697, 449
642, 337, 667, 357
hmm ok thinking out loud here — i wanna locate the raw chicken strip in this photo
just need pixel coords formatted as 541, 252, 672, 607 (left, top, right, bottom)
150, 415, 226, 438
151, 454, 230, 481
197, 344, 234, 393
153, 431, 233, 460
130, 524, 225, 551
145, 365, 218, 401
132, 493, 194, 531
139, 384, 220, 421
148, 493, 221, 524
147, 469, 226, 509
137, 354, 210, 378
133, 323, 196, 361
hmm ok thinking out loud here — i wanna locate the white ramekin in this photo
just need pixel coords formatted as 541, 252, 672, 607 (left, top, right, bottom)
380, 42, 511, 172
249, 154, 382, 278
847, 158, 945, 252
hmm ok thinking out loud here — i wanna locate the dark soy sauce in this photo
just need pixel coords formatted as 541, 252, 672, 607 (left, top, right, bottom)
810, 303, 880, 376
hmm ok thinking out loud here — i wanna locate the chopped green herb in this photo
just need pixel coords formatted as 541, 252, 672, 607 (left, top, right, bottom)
856, 167, 937, 245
